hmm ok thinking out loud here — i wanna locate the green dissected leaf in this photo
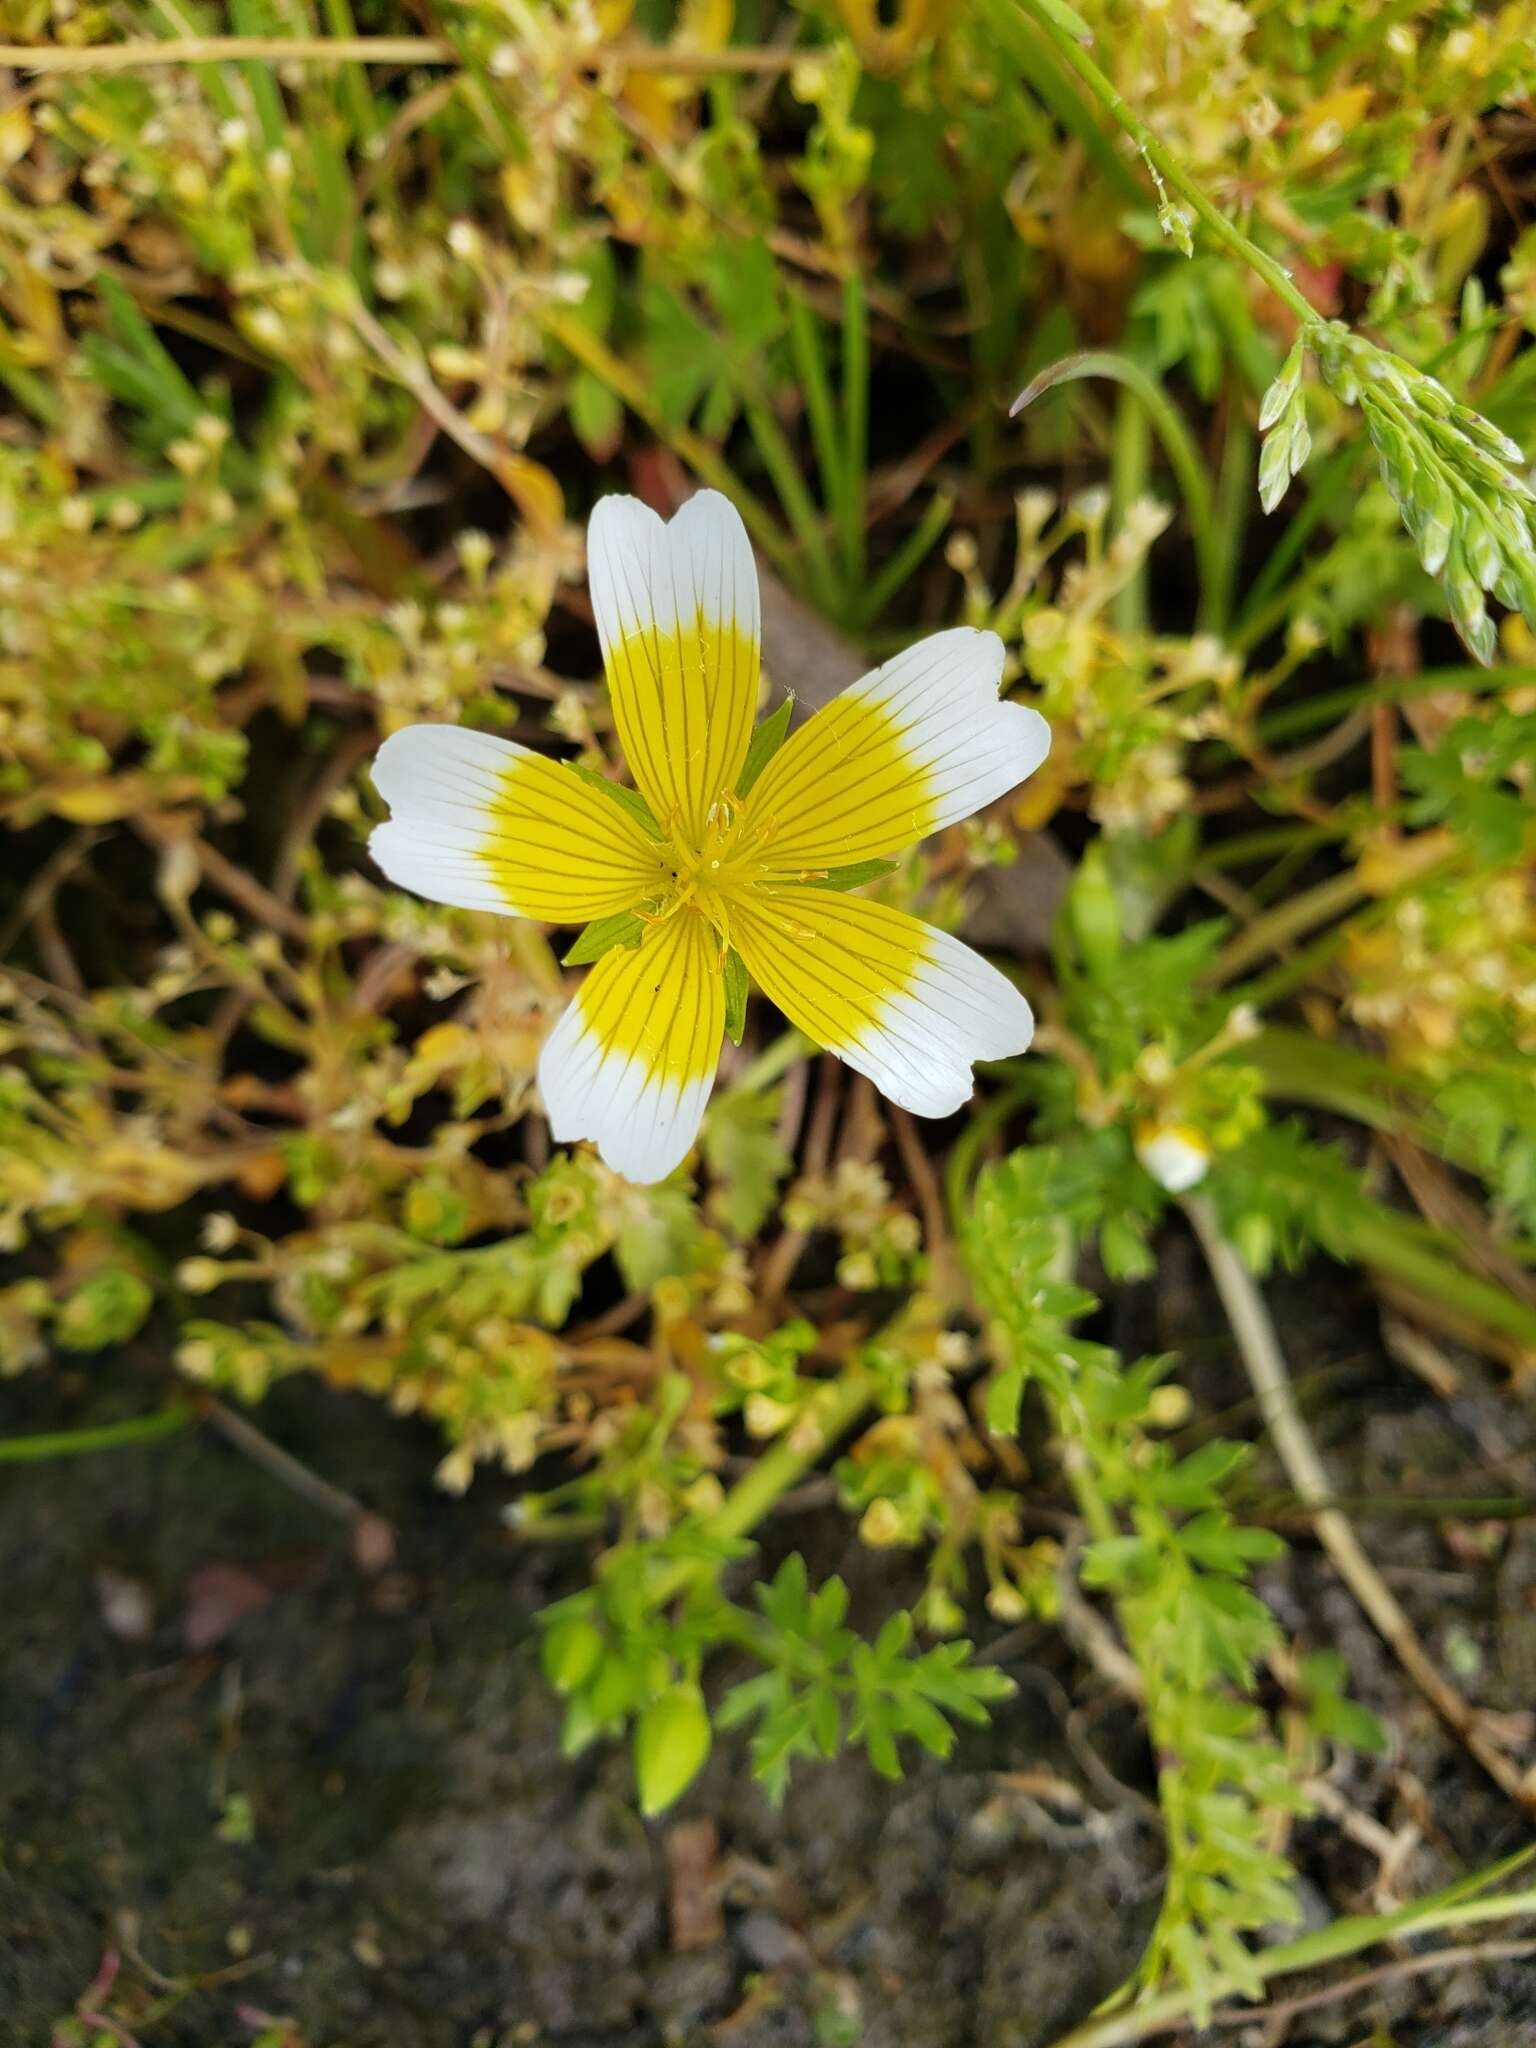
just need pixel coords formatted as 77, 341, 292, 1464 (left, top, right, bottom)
1401, 709, 1536, 863
640, 242, 784, 437
1299, 1649, 1389, 1754
564, 759, 664, 840
1178, 1510, 1287, 1575
723, 948, 749, 1046
1310, 1694, 1390, 1755
562, 910, 646, 967
984, 1359, 1028, 1436
798, 859, 898, 891
736, 695, 795, 798
1158, 1439, 1253, 1508
1080, 1533, 1156, 1590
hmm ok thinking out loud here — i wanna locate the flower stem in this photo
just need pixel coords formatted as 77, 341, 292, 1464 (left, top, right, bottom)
0, 1401, 196, 1463
1012, 0, 1318, 329
645, 1369, 876, 1609
1184, 1194, 1535, 1813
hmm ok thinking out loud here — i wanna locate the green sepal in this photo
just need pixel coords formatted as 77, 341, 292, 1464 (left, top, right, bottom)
565, 759, 664, 840
723, 948, 749, 1046
563, 910, 645, 966
798, 859, 898, 891
736, 695, 794, 799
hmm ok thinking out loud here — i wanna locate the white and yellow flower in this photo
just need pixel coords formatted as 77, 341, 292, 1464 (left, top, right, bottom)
370, 491, 1051, 1183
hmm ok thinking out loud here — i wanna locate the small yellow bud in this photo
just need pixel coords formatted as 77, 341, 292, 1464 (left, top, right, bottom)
986, 1582, 1028, 1622
1145, 1384, 1191, 1429
859, 1498, 907, 1548
176, 1258, 225, 1294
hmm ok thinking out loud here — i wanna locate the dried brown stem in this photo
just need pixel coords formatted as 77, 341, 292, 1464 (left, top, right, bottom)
1206, 1936, 1536, 2032
134, 817, 309, 942
1184, 1194, 1536, 1816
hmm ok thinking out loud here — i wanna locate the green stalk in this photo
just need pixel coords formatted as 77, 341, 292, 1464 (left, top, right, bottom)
0, 1401, 196, 1463
741, 385, 842, 613
1047, 1854, 1536, 2046
841, 275, 868, 586
1247, 1025, 1438, 1133
644, 1370, 877, 1610
542, 312, 799, 584
1205, 404, 1253, 635
1335, 1204, 1536, 1352
1012, 0, 1317, 327
727, 1029, 813, 1095
987, 0, 1143, 206
318, 0, 379, 141
1207, 869, 1368, 983
1109, 386, 1150, 634
1198, 822, 1340, 870
850, 491, 955, 628
1231, 444, 1359, 646
1012, 352, 1218, 615
786, 293, 848, 577
945, 1080, 1034, 1233
1257, 663, 1534, 746
1224, 922, 1351, 1011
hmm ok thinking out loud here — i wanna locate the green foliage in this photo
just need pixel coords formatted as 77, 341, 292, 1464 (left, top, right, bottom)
540, 1542, 1012, 1813
1402, 708, 1536, 863
966, 1149, 1303, 2017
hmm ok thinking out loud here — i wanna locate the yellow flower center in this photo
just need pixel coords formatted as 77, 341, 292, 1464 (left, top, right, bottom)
649, 789, 780, 955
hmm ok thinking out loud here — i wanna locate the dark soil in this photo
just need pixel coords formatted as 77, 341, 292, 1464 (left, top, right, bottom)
3, 1253, 1535, 2048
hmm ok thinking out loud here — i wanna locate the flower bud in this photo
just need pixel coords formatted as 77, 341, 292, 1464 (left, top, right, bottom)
1066, 842, 1121, 979
1134, 1123, 1211, 1194
633, 1682, 711, 1816
541, 1613, 605, 1696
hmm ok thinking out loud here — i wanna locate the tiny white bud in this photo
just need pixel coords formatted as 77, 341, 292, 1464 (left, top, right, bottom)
1134, 1124, 1211, 1194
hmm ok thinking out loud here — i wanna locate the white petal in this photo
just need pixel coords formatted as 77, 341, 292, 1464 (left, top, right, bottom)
587, 489, 759, 649
537, 913, 724, 1183
586, 490, 762, 843
748, 627, 1051, 867
730, 887, 1034, 1121
368, 723, 661, 922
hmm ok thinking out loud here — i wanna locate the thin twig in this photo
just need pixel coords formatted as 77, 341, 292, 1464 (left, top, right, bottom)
1183, 1193, 1536, 1815
1206, 1935, 1536, 2031
0, 825, 100, 960
133, 817, 309, 942
761, 1055, 841, 1304
203, 1397, 377, 1531
891, 1103, 948, 1245
272, 724, 376, 904
344, 296, 560, 535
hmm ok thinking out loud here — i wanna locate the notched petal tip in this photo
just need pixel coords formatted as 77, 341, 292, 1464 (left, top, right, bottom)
537, 917, 725, 1186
